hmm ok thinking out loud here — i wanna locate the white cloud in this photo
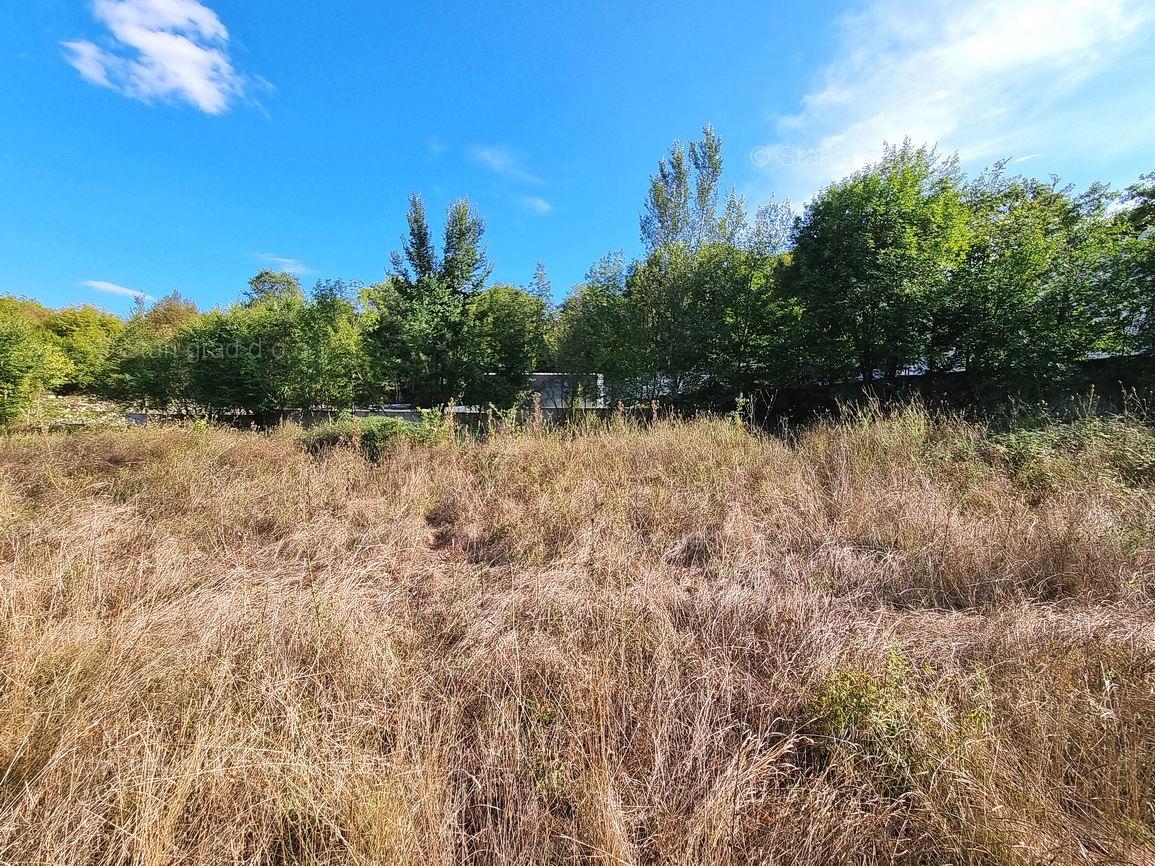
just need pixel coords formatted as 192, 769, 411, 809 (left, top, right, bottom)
254, 254, 316, 275
83, 280, 157, 302
64, 40, 115, 88
757, 0, 1154, 200
518, 196, 553, 215
470, 147, 543, 184
63, 0, 249, 114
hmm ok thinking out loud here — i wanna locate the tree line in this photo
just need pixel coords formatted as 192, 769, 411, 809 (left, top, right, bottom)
2, 128, 1154, 422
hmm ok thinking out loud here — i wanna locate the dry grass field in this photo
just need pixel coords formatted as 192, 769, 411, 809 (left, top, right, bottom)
1, 408, 1153, 865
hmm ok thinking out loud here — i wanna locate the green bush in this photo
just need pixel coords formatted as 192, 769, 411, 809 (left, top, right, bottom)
359, 415, 434, 461
297, 413, 360, 454
808, 647, 994, 801
295, 413, 441, 460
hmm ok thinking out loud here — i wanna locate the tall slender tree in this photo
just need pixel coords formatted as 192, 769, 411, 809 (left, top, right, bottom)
365, 195, 491, 406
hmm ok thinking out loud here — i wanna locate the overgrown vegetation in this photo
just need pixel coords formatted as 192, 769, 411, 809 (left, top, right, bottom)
2, 135, 1153, 422
297, 412, 447, 460
2, 130, 1153, 860
1, 407, 1153, 864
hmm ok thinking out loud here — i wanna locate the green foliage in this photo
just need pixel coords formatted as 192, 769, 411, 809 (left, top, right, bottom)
0, 296, 55, 328
990, 416, 1155, 489
97, 293, 206, 412
297, 412, 361, 454
243, 270, 306, 307
179, 308, 261, 413
6, 135, 1153, 421
641, 124, 725, 255
98, 317, 175, 411
1120, 172, 1155, 235
297, 413, 443, 460
0, 297, 122, 395
364, 196, 492, 407
810, 647, 993, 798
359, 415, 438, 459
295, 280, 367, 411
0, 315, 67, 424
463, 283, 548, 408
938, 167, 1128, 395
561, 129, 803, 403
693, 241, 802, 392
100, 275, 369, 417
43, 305, 123, 391
143, 291, 199, 334
632, 126, 734, 395
1116, 173, 1155, 354
788, 140, 971, 385
555, 252, 651, 400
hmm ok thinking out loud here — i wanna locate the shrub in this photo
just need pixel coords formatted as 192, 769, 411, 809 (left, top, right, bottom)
295, 413, 443, 461
296, 412, 360, 453
359, 415, 435, 460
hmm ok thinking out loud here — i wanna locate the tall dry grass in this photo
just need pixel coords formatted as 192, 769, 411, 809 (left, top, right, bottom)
0, 408, 1153, 865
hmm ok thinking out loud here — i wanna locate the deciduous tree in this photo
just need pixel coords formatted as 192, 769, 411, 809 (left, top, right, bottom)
788, 141, 970, 385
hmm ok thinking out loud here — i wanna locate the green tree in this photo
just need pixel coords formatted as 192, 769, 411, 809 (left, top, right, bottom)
100, 312, 187, 412
563, 134, 803, 404
243, 275, 308, 413
694, 242, 802, 394
0, 315, 66, 423
0, 296, 54, 329
1116, 172, 1155, 354
364, 195, 491, 406
625, 244, 707, 394
243, 270, 306, 307
628, 125, 734, 395
462, 283, 548, 408
555, 252, 651, 400
528, 261, 553, 305
938, 167, 1128, 394
1120, 172, 1155, 235
787, 141, 970, 385
180, 308, 262, 415
641, 125, 725, 256
295, 279, 367, 411
45, 305, 123, 392
182, 272, 334, 416
96, 292, 203, 411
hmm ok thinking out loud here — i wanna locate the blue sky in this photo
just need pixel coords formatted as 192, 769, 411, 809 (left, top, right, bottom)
2, 0, 1154, 313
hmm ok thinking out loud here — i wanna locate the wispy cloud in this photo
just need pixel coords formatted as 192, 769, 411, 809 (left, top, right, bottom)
254, 253, 316, 275
756, 0, 1153, 199
518, 196, 554, 215
83, 280, 157, 302
62, 0, 251, 114
470, 147, 543, 184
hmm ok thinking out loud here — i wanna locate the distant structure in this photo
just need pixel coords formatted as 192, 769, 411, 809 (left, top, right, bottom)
527, 373, 606, 411
356, 373, 606, 421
